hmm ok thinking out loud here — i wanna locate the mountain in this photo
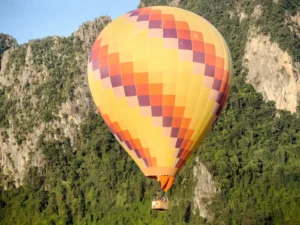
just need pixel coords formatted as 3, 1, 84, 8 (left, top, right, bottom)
1, 0, 300, 224
0, 34, 18, 71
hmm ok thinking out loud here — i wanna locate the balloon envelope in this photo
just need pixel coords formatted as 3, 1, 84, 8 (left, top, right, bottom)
87, 6, 232, 191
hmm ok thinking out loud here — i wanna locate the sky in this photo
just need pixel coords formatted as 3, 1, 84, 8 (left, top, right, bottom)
0, 0, 140, 44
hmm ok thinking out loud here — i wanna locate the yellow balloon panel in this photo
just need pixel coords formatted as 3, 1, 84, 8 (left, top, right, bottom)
87, 6, 232, 190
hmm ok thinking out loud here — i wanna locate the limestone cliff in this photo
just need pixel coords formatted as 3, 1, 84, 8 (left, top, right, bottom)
243, 29, 300, 113
0, 17, 111, 189
73, 16, 111, 53
291, 12, 300, 27
0, 34, 18, 71
193, 157, 218, 220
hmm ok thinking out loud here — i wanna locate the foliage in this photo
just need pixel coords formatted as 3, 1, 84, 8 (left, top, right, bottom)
0, 112, 196, 225
138, 0, 169, 7
282, 0, 300, 16
201, 74, 300, 224
256, 0, 300, 61
0, 33, 16, 56
2, 76, 300, 224
31, 36, 82, 123
0, 33, 17, 70
1, 0, 300, 224
0, 88, 12, 128
6, 45, 26, 72
2, 36, 84, 140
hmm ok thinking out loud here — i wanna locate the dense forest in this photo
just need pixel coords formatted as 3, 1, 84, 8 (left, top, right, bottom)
1, 0, 300, 224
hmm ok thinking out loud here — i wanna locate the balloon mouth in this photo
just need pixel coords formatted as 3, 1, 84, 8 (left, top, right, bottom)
147, 175, 175, 192
144, 167, 178, 191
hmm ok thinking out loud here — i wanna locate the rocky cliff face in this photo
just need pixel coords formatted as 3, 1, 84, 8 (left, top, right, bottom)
193, 157, 218, 220
0, 17, 111, 189
0, 34, 18, 56
243, 28, 300, 113
0, 34, 18, 71
73, 16, 111, 53
291, 12, 300, 27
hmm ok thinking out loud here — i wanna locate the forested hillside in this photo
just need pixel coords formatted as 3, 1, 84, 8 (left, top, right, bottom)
1, 0, 300, 224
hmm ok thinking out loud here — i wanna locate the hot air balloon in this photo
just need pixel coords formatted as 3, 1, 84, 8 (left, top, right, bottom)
87, 6, 232, 209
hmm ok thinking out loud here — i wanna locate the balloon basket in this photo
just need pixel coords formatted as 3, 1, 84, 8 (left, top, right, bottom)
151, 198, 169, 210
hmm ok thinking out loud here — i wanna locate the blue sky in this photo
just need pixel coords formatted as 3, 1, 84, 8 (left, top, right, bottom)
0, 0, 140, 44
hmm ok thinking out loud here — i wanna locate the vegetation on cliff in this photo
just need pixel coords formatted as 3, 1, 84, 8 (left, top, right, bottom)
0, 0, 300, 224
